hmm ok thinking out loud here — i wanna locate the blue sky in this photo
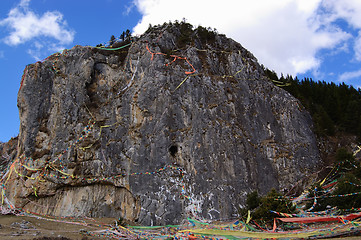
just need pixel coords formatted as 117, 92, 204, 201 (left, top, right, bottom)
1, 0, 361, 142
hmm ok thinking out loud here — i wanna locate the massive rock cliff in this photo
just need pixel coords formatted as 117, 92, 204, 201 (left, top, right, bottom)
2, 23, 320, 225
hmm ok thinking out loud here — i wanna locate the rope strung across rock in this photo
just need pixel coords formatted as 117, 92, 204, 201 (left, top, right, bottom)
174, 73, 199, 91
2, 144, 189, 197
78, 121, 120, 151
271, 79, 292, 87
145, 42, 196, 75
94, 42, 132, 51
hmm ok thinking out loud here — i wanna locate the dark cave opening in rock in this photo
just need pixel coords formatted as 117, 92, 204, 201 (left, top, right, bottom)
169, 145, 178, 157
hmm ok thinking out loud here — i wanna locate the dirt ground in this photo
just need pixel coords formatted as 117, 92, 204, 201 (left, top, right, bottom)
1, 214, 361, 240
0, 215, 117, 240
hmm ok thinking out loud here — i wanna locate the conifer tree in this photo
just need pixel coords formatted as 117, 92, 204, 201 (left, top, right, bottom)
109, 35, 116, 46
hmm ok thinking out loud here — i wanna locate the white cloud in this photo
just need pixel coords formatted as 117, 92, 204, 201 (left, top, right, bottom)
132, 0, 360, 76
26, 40, 44, 61
354, 31, 361, 61
0, 0, 74, 53
322, 0, 361, 29
320, 0, 361, 63
26, 40, 67, 61
339, 69, 361, 82
123, 1, 136, 16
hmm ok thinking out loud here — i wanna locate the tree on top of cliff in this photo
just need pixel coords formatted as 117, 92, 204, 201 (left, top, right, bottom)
109, 35, 116, 45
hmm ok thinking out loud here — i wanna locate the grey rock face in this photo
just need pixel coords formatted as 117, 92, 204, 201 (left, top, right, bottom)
5, 24, 320, 225
0, 137, 17, 171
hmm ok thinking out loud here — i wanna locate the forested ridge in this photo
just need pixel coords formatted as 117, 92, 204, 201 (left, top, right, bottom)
266, 69, 361, 140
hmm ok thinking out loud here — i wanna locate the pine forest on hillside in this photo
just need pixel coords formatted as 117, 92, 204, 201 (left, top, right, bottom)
266, 69, 361, 140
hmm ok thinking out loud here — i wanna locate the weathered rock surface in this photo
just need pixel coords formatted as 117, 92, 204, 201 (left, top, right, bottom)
0, 137, 18, 171
3, 24, 320, 225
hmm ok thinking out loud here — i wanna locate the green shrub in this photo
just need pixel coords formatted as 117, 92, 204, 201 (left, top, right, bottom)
175, 21, 193, 48
252, 189, 296, 223
240, 189, 296, 224
246, 191, 260, 210
196, 26, 216, 44
330, 173, 361, 210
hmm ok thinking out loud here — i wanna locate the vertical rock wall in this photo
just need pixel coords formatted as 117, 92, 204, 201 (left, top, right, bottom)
3, 24, 320, 225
